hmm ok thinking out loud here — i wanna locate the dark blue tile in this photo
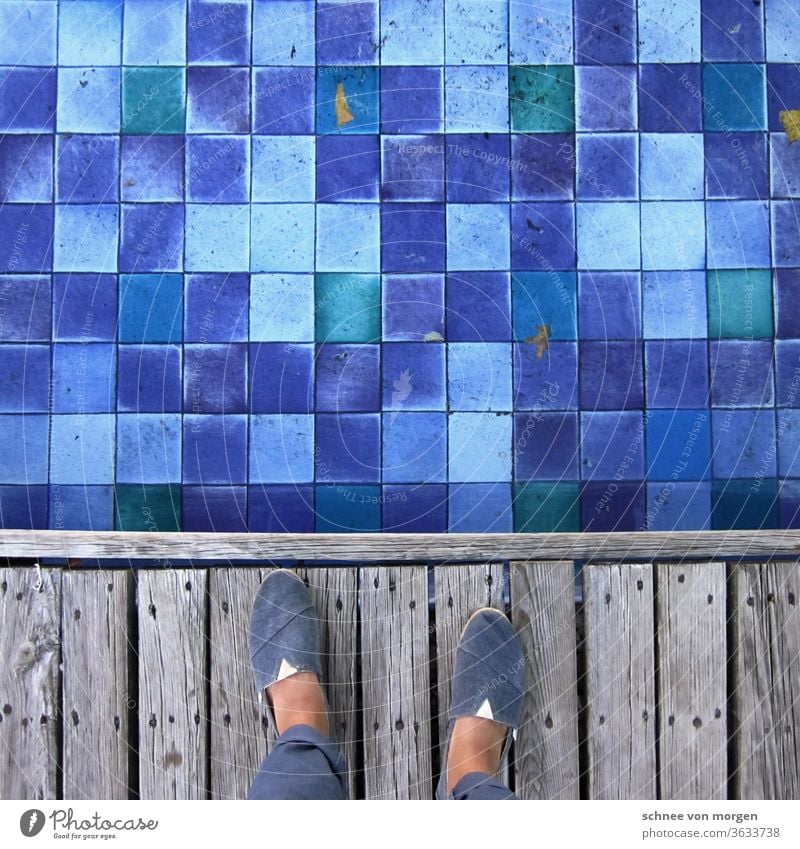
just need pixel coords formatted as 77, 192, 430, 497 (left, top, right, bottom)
576, 134, 637, 200
579, 341, 644, 410
118, 345, 182, 412
183, 415, 248, 484
52, 343, 116, 413
575, 65, 637, 130
53, 274, 117, 341
448, 482, 513, 531
184, 343, 248, 413
511, 202, 575, 270
381, 135, 444, 201
0, 486, 48, 529
446, 272, 511, 341
382, 484, 447, 531
183, 486, 248, 532
712, 478, 778, 529
514, 342, 579, 410
447, 134, 511, 202
638, 64, 703, 132
704, 132, 768, 199
383, 411, 447, 482
315, 413, 380, 482
187, 0, 251, 65
773, 201, 800, 267
254, 67, 316, 134
645, 481, 711, 530
188, 67, 251, 133
381, 202, 446, 272
0, 275, 50, 341
250, 343, 314, 413
0, 345, 50, 412
119, 204, 184, 272
56, 135, 119, 203
0, 204, 53, 271
380, 66, 443, 134
780, 480, 800, 529
712, 409, 776, 477
575, 0, 637, 64
710, 340, 775, 406
646, 340, 710, 408
647, 410, 712, 480
767, 64, 800, 132
776, 269, 800, 339
0, 68, 56, 131
382, 342, 446, 410
186, 136, 249, 202
121, 136, 185, 202
581, 411, 645, 481
249, 485, 315, 532
777, 340, 800, 407
49, 485, 113, 531
702, 0, 765, 62
514, 412, 579, 479
316, 1, 378, 65
0, 135, 53, 202
383, 274, 444, 341
578, 272, 641, 339
581, 481, 646, 531
315, 484, 380, 531
316, 343, 380, 411
316, 134, 379, 201
511, 133, 574, 201
185, 273, 249, 342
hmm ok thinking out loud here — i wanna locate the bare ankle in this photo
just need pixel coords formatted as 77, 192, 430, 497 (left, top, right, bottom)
266, 671, 329, 737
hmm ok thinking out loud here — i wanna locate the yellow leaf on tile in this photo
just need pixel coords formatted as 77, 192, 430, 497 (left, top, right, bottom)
335, 83, 354, 127
779, 110, 800, 143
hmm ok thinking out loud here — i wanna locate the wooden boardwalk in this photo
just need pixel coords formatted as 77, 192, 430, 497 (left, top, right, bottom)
1, 558, 799, 800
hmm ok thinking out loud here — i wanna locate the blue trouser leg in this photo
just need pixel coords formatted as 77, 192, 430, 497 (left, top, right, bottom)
246, 724, 348, 800
451, 771, 518, 800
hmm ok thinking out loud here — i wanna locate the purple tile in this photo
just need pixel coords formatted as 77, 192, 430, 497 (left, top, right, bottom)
446, 272, 511, 341
575, 0, 637, 64
580, 411, 645, 481
53, 273, 117, 341
710, 340, 775, 406
383, 274, 444, 341
767, 64, 800, 132
184, 273, 249, 342
382, 342, 446, 410
579, 341, 644, 410
380, 66, 443, 134
511, 202, 576, 270
119, 204, 184, 272
578, 272, 641, 338
187, 1, 251, 65
316, 1, 378, 65
249, 343, 314, 413
382, 484, 448, 531
701, 0, 765, 62
249, 485, 315, 532
316, 135, 379, 201
638, 64, 703, 132
514, 341, 579, 410
121, 136, 185, 202
0, 135, 53, 202
316, 343, 380, 411
581, 481, 646, 531
183, 415, 248, 485
118, 345, 182, 412
184, 343, 248, 413
315, 413, 380, 482
777, 340, 800, 407
776, 269, 800, 339
773, 201, 800, 267
514, 411, 579, 479
576, 134, 637, 200
0, 68, 56, 132
183, 486, 248, 532
186, 136, 249, 202
646, 340, 710, 408
0, 486, 48, 529
575, 65, 637, 130
446, 134, 511, 202
511, 134, 574, 201
0, 204, 53, 271
0, 275, 50, 341
381, 202, 446, 272
381, 135, 445, 201
188, 67, 251, 133
0, 344, 50, 412
253, 67, 315, 134
56, 135, 119, 203
704, 132, 768, 198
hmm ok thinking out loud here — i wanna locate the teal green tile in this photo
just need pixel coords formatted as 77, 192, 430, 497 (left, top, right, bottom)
315, 273, 381, 342
512, 271, 577, 341
513, 481, 580, 531
703, 63, 766, 132
114, 484, 181, 531
510, 65, 575, 132
119, 274, 183, 343
707, 269, 773, 339
122, 67, 185, 134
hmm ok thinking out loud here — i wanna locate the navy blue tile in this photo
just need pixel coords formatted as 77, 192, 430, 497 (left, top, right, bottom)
514, 412, 579, 479
702, 0, 765, 62
383, 274, 444, 341
249, 485, 315, 532
447, 134, 511, 202
183, 486, 248, 532
578, 272, 641, 339
581, 481, 646, 531
188, 66, 251, 133
638, 64, 703, 133
118, 345, 182, 412
382, 342, 446, 410
514, 341, 579, 410
184, 273, 249, 342
184, 343, 248, 413
0, 135, 53, 202
249, 343, 314, 413
53, 273, 117, 341
777, 341, 800, 407
0, 275, 50, 342
446, 272, 511, 341
773, 201, 800, 268
119, 204, 184, 272
712, 478, 778, 530
186, 136, 249, 202
0, 204, 53, 271
381, 203, 446, 272
767, 64, 800, 132
780, 481, 800, 529
579, 341, 644, 410
0, 68, 56, 131
315, 413, 380, 482
776, 269, 800, 339
710, 340, 775, 406
316, 343, 380, 411
183, 415, 248, 485
645, 341, 710, 408
254, 67, 316, 134
380, 66, 443, 134
511, 134, 574, 201
0, 485, 48, 529
121, 136, 185, 202
381, 135, 444, 201
187, 1, 251, 65
576, 134, 637, 200
56, 135, 119, 203
510, 202, 575, 270
704, 132, 768, 199
316, 135, 379, 201
0, 345, 50, 412
316, 1, 378, 65
575, 0, 637, 64
382, 484, 448, 531
581, 410, 645, 481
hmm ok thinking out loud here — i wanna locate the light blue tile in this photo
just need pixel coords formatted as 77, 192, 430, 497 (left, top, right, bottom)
771, 133, 800, 198
445, 0, 507, 65
766, 0, 800, 62
638, 0, 701, 62
380, 0, 444, 65
50, 414, 115, 484
54, 205, 119, 273
642, 201, 706, 270
57, 68, 121, 133
251, 136, 315, 201
185, 204, 250, 272
250, 274, 315, 341
640, 134, 704, 199
123, 0, 186, 65
49, 484, 114, 530
251, 204, 316, 272
0, 1, 57, 65
448, 342, 513, 411
642, 270, 707, 339
510, 0, 573, 64
445, 66, 509, 133
52, 343, 116, 413
383, 411, 447, 482
448, 412, 512, 482
253, 0, 315, 65
0, 415, 49, 483
577, 202, 640, 270
446, 204, 511, 271
448, 482, 513, 531
706, 200, 770, 269
249, 414, 314, 483
316, 203, 380, 272
116, 413, 182, 483
58, 0, 122, 66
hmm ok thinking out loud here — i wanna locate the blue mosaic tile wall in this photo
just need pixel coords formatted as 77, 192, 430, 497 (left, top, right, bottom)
0, 0, 799, 533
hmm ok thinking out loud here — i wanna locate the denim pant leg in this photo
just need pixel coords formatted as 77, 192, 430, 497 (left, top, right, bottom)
247, 724, 348, 800
452, 771, 518, 800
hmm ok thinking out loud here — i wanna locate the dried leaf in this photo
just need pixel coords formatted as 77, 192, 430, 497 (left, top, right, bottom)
423, 331, 444, 342
779, 110, 800, 143
335, 83, 354, 127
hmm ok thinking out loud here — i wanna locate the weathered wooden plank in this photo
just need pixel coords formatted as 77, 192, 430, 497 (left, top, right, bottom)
3, 529, 800, 563
732, 561, 800, 799
62, 570, 132, 799
433, 563, 506, 782
584, 563, 657, 799
208, 567, 270, 800
360, 566, 432, 799
656, 562, 726, 799
0, 567, 61, 800
510, 561, 579, 800
137, 569, 207, 799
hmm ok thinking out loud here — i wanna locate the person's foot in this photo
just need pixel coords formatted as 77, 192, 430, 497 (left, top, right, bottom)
439, 608, 525, 798
249, 570, 328, 735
